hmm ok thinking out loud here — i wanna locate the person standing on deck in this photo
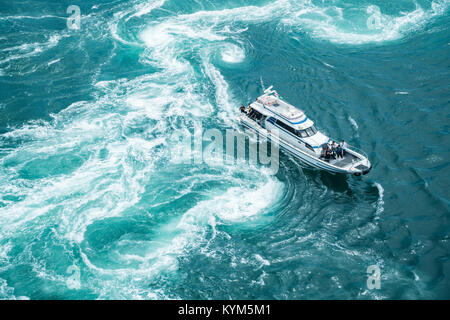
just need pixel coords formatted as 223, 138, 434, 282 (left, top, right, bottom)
340, 140, 347, 155
335, 144, 344, 159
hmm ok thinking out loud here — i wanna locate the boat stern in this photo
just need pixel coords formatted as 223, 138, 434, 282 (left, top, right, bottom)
352, 158, 372, 176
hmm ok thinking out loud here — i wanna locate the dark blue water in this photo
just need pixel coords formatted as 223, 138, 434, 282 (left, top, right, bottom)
0, 0, 449, 299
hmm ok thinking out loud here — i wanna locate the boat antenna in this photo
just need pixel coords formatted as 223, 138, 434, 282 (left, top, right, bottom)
260, 76, 265, 92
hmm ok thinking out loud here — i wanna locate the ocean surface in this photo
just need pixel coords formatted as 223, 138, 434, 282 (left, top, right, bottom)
0, 0, 449, 300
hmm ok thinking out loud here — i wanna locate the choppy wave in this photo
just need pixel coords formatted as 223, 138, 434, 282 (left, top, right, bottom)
0, 0, 284, 299
282, 0, 450, 44
0, 34, 62, 65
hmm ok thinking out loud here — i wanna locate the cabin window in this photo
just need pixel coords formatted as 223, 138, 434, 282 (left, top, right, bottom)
305, 127, 316, 136
297, 130, 308, 138
297, 126, 317, 138
274, 119, 297, 136
272, 119, 317, 139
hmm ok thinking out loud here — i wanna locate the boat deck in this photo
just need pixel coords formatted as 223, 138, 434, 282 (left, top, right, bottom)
328, 152, 359, 168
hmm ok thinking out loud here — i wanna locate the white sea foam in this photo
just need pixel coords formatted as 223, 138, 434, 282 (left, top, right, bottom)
221, 43, 246, 63
189, 177, 283, 224
254, 254, 271, 268
0, 278, 14, 299
348, 116, 359, 130
47, 58, 60, 66
107, 0, 167, 46
73, 163, 282, 298
129, 0, 167, 19
0, 242, 12, 266
0, 34, 62, 65
374, 182, 385, 217
0, 15, 64, 21
282, 0, 449, 44
202, 59, 235, 125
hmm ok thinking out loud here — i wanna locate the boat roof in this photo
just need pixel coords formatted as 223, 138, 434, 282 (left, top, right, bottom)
250, 86, 314, 130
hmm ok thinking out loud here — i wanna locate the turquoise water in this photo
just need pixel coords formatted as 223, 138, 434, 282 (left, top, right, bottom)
0, 0, 449, 299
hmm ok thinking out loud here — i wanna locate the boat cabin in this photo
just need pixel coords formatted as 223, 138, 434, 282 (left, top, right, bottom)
243, 89, 329, 155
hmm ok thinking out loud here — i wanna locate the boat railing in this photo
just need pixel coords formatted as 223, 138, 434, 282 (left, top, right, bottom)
327, 138, 367, 157
328, 138, 369, 169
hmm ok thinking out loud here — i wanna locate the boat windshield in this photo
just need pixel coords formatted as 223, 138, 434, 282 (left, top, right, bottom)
297, 125, 317, 138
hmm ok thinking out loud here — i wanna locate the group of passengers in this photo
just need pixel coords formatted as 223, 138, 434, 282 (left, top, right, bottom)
321, 140, 346, 161
240, 104, 253, 116
240, 104, 262, 123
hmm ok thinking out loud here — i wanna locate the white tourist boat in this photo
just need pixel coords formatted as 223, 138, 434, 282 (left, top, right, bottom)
239, 86, 372, 175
